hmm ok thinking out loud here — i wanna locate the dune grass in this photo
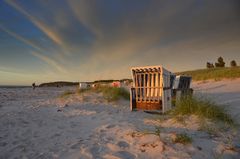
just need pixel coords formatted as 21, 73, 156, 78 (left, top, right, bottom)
170, 95, 234, 125
176, 66, 240, 81
76, 88, 90, 94
76, 86, 130, 102
60, 90, 75, 98
94, 86, 130, 101
173, 133, 192, 144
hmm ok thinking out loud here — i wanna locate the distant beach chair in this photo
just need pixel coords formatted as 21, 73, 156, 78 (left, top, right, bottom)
112, 81, 121, 88
172, 75, 193, 100
79, 82, 88, 89
130, 65, 172, 113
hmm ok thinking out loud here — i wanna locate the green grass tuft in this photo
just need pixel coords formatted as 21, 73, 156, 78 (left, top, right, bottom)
142, 126, 162, 138
198, 122, 219, 136
76, 88, 90, 94
173, 133, 192, 144
176, 66, 240, 81
76, 86, 130, 102
60, 86, 129, 102
96, 86, 130, 101
170, 95, 234, 125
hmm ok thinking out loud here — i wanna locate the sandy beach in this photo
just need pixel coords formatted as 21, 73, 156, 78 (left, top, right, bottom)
1, 0, 240, 158
0, 79, 240, 159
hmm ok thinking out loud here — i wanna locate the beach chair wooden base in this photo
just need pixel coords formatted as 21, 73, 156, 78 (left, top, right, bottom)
136, 101, 162, 110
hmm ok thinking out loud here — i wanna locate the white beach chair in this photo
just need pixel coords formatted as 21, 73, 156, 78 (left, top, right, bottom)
130, 65, 172, 113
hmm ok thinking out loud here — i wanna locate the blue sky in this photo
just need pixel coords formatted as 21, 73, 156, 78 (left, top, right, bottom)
0, 0, 240, 85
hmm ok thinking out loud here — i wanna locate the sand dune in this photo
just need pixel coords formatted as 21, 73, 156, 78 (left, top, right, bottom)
0, 80, 240, 159
192, 78, 240, 120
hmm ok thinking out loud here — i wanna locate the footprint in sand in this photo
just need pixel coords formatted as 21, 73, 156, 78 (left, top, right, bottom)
89, 145, 104, 158
70, 141, 82, 149
57, 126, 65, 129
70, 122, 77, 128
113, 151, 136, 159
0, 142, 7, 147
106, 124, 116, 129
12, 141, 19, 145
100, 129, 106, 133
117, 141, 129, 149
52, 133, 61, 138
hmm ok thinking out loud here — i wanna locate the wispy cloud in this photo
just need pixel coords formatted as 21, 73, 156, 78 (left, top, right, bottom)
0, 24, 67, 73
0, 66, 26, 75
31, 51, 67, 73
0, 24, 44, 51
68, 0, 103, 38
5, 0, 70, 55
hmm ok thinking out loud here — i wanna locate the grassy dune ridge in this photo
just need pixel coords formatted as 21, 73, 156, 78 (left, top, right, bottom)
170, 95, 234, 125
61, 86, 130, 102
177, 66, 240, 81
80, 86, 130, 101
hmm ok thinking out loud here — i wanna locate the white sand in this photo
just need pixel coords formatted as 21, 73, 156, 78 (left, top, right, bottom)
0, 81, 240, 159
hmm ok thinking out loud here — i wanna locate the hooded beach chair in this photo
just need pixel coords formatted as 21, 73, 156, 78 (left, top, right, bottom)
172, 75, 193, 100
130, 65, 172, 113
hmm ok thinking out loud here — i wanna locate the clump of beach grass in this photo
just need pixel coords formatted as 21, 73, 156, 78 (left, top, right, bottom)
173, 133, 192, 144
136, 126, 163, 141
60, 90, 75, 98
198, 120, 219, 136
76, 88, 90, 94
95, 86, 130, 101
75, 86, 130, 102
176, 66, 240, 81
170, 95, 234, 125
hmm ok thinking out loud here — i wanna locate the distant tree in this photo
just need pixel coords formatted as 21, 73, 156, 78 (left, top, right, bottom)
206, 62, 214, 69
210, 63, 214, 68
230, 60, 237, 67
206, 62, 211, 68
215, 63, 220, 67
215, 56, 225, 67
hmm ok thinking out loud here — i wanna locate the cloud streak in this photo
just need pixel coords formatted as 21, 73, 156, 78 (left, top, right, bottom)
0, 24, 67, 74
5, 0, 70, 55
0, 24, 44, 52
31, 51, 67, 73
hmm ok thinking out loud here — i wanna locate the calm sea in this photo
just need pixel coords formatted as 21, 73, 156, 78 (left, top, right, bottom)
0, 86, 31, 89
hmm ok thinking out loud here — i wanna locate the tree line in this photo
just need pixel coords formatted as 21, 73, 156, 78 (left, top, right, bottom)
206, 57, 237, 69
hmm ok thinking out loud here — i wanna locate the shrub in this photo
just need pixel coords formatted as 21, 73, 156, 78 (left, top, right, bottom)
173, 133, 192, 144
170, 95, 234, 125
230, 60, 237, 67
206, 62, 214, 69
215, 56, 225, 68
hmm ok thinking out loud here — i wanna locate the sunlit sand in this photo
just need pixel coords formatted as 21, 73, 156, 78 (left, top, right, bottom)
0, 79, 239, 158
